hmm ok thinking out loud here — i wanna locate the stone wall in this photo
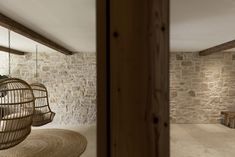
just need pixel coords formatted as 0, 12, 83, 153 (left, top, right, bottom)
0, 51, 96, 126
171, 52, 235, 123
0, 52, 8, 74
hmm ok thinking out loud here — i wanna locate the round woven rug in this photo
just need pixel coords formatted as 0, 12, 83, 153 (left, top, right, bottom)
0, 129, 87, 157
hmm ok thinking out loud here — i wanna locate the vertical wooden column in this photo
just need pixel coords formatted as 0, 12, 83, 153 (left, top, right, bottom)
97, 0, 169, 156
110, 0, 169, 157
149, 0, 170, 156
110, 0, 151, 156
97, 0, 108, 157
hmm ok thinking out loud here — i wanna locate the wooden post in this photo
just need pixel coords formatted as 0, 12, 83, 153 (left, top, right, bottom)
149, 1, 170, 156
97, 0, 109, 157
97, 0, 169, 156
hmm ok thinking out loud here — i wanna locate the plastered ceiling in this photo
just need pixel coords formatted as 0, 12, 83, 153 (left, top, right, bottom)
1, 0, 232, 53
171, 0, 235, 52
0, 0, 96, 53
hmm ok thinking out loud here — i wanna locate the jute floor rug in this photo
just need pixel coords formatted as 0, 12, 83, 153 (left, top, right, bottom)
0, 129, 87, 157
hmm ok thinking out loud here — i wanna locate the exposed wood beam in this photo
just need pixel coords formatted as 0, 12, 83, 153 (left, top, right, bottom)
199, 40, 235, 56
0, 13, 73, 55
0, 45, 25, 55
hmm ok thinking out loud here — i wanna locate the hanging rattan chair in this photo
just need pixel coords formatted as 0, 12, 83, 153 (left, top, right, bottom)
30, 83, 55, 126
0, 78, 35, 150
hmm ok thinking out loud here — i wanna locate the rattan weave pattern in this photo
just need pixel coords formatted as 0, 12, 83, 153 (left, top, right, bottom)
0, 78, 35, 150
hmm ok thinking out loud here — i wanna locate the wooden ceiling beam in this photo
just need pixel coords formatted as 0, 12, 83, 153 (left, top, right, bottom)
0, 13, 73, 55
0, 45, 25, 55
199, 40, 235, 56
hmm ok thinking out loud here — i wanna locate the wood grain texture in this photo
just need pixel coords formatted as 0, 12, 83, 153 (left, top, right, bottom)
199, 40, 235, 56
97, 0, 108, 157
0, 46, 25, 55
0, 13, 73, 55
0, 129, 87, 157
149, 0, 170, 156
221, 111, 235, 128
97, 0, 169, 156
109, 0, 169, 157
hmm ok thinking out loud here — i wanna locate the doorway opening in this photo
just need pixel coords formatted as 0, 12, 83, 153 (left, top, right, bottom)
171, 1, 235, 157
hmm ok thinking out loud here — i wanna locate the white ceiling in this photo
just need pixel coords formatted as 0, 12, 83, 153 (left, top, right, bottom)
0, 0, 96, 53
171, 0, 235, 52
2, 0, 233, 53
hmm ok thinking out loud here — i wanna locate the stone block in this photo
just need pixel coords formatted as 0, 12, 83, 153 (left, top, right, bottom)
176, 54, 183, 60
181, 61, 192, 66
188, 90, 196, 97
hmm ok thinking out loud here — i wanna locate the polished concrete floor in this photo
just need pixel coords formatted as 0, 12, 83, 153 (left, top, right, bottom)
5, 124, 233, 157
171, 124, 235, 157
42, 124, 235, 157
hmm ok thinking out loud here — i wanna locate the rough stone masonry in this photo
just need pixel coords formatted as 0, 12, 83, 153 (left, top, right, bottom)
171, 52, 235, 123
0, 51, 96, 126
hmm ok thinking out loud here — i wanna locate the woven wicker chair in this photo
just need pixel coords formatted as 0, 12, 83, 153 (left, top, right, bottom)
0, 78, 35, 150
30, 83, 55, 126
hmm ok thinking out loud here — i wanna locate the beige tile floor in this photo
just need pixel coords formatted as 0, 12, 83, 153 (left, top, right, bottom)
171, 124, 235, 157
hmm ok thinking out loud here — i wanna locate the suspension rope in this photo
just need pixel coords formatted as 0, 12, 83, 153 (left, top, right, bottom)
8, 30, 11, 76
35, 45, 38, 78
